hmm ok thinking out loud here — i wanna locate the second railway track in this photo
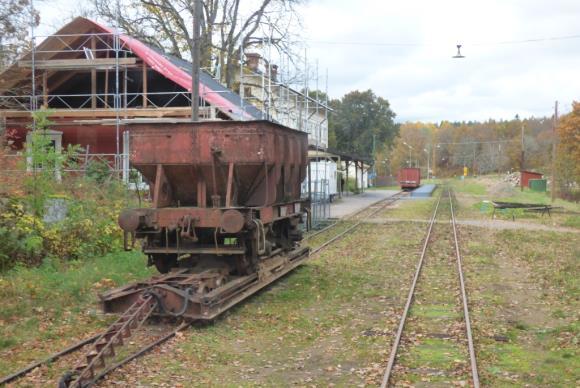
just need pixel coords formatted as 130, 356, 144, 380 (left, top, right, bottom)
306, 190, 408, 254
381, 188, 479, 387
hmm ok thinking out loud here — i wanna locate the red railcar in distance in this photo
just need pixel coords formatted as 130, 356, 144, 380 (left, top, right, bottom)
398, 167, 421, 190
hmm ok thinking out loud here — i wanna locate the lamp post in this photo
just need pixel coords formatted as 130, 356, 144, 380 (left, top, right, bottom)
432, 143, 441, 178
403, 142, 413, 167
381, 159, 390, 176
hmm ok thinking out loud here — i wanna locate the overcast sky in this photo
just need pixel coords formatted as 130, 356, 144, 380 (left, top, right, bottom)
37, 0, 579, 122
300, 0, 579, 122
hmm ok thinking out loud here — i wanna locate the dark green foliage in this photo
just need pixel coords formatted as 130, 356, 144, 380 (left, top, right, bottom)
85, 159, 113, 183
329, 89, 399, 156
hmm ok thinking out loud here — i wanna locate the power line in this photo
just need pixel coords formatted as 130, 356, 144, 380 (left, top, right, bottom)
436, 139, 517, 146
307, 40, 422, 47
306, 33, 580, 47
473, 34, 580, 46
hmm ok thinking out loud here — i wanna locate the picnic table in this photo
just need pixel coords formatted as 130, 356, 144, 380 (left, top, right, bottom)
491, 201, 557, 220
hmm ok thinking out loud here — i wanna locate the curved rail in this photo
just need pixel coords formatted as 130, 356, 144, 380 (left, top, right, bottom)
304, 190, 406, 242
86, 321, 191, 387
379, 188, 479, 388
0, 334, 100, 385
310, 191, 407, 255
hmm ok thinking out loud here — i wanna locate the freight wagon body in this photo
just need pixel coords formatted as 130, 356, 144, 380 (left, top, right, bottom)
398, 167, 421, 190
106, 120, 311, 320
118, 120, 309, 274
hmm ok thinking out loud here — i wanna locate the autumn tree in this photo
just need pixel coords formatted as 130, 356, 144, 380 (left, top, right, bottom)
381, 115, 556, 179
329, 89, 398, 156
0, 0, 39, 70
92, 0, 304, 88
555, 101, 580, 200
389, 122, 435, 174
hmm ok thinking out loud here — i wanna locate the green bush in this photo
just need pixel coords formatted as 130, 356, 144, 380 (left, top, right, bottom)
85, 159, 113, 183
0, 110, 136, 271
0, 186, 127, 271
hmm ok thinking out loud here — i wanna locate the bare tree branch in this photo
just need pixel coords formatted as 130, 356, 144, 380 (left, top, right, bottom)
91, 0, 305, 87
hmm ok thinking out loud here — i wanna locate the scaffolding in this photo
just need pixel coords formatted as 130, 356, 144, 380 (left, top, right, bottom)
237, 36, 332, 227
3, 8, 336, 223
1, 15, 225, 181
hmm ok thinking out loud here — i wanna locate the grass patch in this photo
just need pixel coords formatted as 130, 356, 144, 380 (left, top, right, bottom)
398, 337, 465, 370
412, 304, 460, 320
0, 251, 153, 375
379, 196, 437, 219
563, 215, 580, 228
462, 225, 579, 387
450, 179, 487, 195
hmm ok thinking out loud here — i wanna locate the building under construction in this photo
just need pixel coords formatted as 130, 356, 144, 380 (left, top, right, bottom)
0, 16, 371, 222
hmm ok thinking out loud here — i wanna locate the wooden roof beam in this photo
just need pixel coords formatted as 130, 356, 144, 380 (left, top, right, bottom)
18, 58, 137, 70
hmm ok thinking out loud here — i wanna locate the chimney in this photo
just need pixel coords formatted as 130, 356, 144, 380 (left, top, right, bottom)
245, 53, 261, 72
270, 64, 278, 82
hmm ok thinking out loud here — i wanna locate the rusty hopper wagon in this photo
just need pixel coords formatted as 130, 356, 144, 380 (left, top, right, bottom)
105, 120, 310, 320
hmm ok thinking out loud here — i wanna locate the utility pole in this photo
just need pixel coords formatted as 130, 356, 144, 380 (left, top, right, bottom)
472, 145, 476, 178
30, 0, 36, 130
520, 122, 525, 191
424, 147, 430, 180
432, 144, 437, 178
191, 0, 202, 122
372, 133, 376, 185
551, 101, 559, 202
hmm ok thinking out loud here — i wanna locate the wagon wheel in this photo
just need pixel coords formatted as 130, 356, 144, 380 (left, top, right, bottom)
152, 254, 178, 274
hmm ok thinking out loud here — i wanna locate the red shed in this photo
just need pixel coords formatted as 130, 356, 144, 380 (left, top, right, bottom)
398, 167, 421, 190
521, 170, 543, 189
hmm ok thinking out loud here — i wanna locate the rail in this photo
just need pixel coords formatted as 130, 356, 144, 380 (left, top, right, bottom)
309, 191, 407, 255
450, 190, 480, 387
304, 190, 406, 242
379, 188, 479, 387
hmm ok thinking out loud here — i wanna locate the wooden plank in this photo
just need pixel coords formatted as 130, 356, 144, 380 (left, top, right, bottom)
18, 58, 137, 70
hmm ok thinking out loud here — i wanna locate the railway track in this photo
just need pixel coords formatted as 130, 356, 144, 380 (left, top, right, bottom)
305, 190, 408, 253
1, 192, 404, 387
380, 188, 479, 387
0, 314, 190, 387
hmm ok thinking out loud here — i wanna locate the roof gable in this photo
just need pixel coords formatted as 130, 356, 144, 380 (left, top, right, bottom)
0, 17, 261, 120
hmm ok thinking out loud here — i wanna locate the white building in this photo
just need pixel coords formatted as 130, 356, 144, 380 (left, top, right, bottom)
237, 53, 331, 149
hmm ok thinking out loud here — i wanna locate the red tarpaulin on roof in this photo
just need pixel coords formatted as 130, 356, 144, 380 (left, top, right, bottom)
95, 20, 252, 120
